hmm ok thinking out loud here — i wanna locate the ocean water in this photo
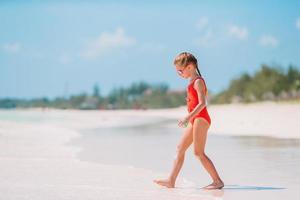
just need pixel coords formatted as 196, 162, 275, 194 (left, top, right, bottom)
1, 109, 300, 200
69, 119, 300, 199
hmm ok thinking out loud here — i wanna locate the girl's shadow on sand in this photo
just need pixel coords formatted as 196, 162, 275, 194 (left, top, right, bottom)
173, 185, 286, 200
222, 185, 286, 191
177, 184, 285, 191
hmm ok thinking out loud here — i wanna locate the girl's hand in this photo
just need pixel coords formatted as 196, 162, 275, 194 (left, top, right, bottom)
178, 116, 190, 128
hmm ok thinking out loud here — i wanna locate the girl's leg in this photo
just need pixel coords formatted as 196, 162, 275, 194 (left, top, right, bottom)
193, 118, 224, 189
154, 123, 193, 188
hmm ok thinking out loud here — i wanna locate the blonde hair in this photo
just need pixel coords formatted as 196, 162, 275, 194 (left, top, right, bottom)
173, 52, 202, 77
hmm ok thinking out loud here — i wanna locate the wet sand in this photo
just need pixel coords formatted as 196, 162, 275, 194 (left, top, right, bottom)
0, 102, 299, 199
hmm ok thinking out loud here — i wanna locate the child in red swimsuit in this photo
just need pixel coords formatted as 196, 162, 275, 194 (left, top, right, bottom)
154, 52, 224, 190
186, 76, 211, 126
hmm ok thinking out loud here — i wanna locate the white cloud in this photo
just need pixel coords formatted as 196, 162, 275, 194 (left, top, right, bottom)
228, 25, 248, 40
296, 18, 300, 30
2, 42, 21, 53
81, 27, 136, 60
196, 17, 209, 31
194, 30, 214, 47
259, 35, 279, 48
194, 17, 216, 47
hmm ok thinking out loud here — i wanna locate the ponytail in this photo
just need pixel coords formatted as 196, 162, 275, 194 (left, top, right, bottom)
196, 64, 202, 77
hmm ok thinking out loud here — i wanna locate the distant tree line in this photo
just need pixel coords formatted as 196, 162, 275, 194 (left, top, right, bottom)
211, 64, 300, 104
1, 64, 299, 109
0, 82, 185, 109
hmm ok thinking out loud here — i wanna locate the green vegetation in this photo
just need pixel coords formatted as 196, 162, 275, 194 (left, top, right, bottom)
1, 64, 299, 109
211, 64, 300, 104
0, 82, 185, 109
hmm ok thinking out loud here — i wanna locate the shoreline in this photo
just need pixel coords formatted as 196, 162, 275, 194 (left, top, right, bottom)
1, 101, 299, 139
1, 102, 299, 199
0, 112, 213, 199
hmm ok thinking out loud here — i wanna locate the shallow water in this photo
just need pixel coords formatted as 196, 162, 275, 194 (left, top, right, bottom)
69, 120, 300, 199
1, 109, 299, 199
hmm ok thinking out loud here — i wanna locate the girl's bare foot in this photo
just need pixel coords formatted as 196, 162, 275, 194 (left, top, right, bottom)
153, 179, 175, 188
202, 180, 224, 190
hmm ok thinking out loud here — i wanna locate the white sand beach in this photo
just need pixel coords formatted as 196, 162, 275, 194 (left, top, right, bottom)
209, 101, 300, 139
5, 101, 296, 139
0, 102, 299, 199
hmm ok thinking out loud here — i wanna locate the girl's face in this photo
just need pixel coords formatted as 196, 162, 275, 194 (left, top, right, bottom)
175, 63, 193, 79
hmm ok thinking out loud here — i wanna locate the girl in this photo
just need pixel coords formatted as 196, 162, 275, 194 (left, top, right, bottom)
154, 52, 224, 190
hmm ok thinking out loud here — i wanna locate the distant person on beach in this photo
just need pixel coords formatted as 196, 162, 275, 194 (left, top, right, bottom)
154, 52, 224, 190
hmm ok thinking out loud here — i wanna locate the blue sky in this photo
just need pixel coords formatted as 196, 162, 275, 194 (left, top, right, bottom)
1, 0, 300, 99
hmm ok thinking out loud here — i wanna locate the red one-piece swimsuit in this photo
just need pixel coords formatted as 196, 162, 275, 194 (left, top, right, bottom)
186, 76, 211, 125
